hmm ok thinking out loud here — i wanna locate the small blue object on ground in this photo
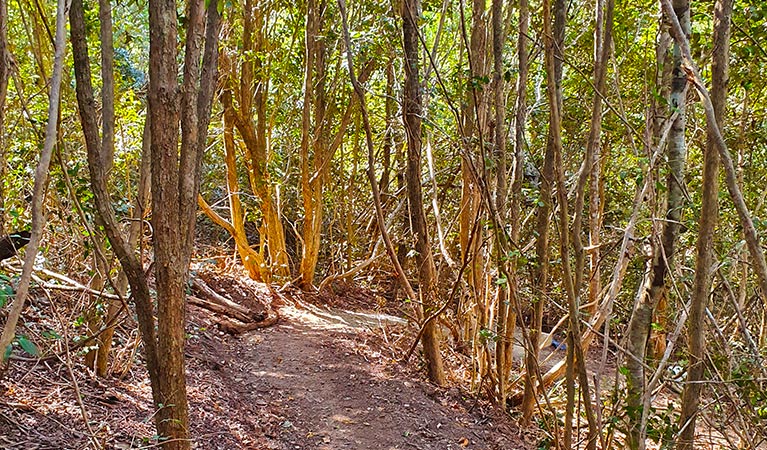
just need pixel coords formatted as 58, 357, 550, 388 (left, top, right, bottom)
550, 339, 566, 351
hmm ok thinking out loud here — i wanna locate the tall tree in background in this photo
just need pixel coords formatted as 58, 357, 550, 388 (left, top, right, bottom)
517, 0, 537, 424
199, 0, 290, 281
298, 0, 360, 289
678, 0, 731, 447
402, 0, 445, 386
490, 0, 515, 406
299, 0, 326, 289
543, 0, 598, 446
574, 0, 613, 317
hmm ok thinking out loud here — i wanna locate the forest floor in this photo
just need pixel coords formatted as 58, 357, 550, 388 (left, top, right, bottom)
0, 273, 536, 449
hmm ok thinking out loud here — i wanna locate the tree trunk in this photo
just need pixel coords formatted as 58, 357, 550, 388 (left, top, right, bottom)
0, 0, 8, 233
0, 0, 66, 369
677, 0, 731, 447
524, 0, 565, 426
625, 1, 689, 447
70, 0, 163, 431
95, 116, 152, 377
239, 0, 290, 279
402, 0, 446, 386
490, 0, 515, 407
543, 0, 598, 447
460, 0, 487, 389
221, 91, 264, 280
517, 0, 539, 424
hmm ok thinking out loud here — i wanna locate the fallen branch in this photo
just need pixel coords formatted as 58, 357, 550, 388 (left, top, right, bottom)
191, 277, 255, 317
187, 295, 257, 324
189, 277, 279, 335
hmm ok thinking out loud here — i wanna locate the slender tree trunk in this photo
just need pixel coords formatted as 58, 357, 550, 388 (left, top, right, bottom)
677, 0, 731, 447
0, 0, 8, 233
94, 116, 151, 377
379, 56, 395, 195
0, 0, 67, 369
82, 0, 116, 372
460, 0, 487, 389
298, 0, 334, 289
221, 92, 263, 280
625, 1, 689, 447
402, 0, 446, 386
575, 0, 613, 316
543, 0, 598, 447
489, 0, 513, 406
518, 0, 541, 425
526, 0, 565, 430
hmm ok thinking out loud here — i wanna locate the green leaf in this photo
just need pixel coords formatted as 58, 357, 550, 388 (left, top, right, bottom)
3, 344, 12, 361
495, 276, 507, 285
42, 329, 62, 340
0, 284, 13, 308
17, 335, 38, 356
619, 366, 629, 376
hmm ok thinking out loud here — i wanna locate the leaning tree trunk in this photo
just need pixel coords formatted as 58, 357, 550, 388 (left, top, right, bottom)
83, 0, 116, 372
94, 116, 152, 378
677, 0, 731, 447
402, 0, 446, 386
0, 0, 66, 370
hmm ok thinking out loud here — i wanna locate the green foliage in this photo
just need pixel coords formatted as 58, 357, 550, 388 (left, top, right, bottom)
0, 274, 13, 309
645, 403, 679, 449
16, 335, 39, 357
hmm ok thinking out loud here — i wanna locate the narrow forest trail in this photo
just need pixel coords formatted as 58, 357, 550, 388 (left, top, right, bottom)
0, 284, 532, 449
197, 302, 530, 449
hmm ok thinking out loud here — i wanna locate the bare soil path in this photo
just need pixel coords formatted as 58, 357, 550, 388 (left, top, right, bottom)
193, 302, 529, 449
0, 290, 531, 449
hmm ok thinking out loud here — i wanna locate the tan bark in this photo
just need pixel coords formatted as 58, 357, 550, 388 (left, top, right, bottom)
543, 0, 598, 446
222, 0, 290, 279
459, 0, 487, 389
677, 0, 730, 447
0, 0, 8, 232
209, 90, 266, 281
402, 0, 446, 385
0, 0, 66, 368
